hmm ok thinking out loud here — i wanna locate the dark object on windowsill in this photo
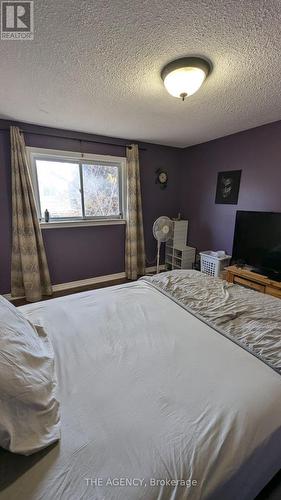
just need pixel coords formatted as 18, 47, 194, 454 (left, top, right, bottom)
44, 209, 50, 223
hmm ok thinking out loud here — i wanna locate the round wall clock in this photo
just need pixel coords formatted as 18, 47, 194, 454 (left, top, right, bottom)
155, 168, 168, 189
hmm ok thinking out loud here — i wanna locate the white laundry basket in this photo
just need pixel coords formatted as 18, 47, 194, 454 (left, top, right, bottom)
200, 251, 231, 277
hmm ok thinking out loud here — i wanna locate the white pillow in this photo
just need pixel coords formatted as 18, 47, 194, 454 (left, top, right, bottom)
0, 296, 60, 455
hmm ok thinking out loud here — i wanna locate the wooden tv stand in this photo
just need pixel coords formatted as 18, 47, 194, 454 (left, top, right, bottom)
225, 265, 281, 299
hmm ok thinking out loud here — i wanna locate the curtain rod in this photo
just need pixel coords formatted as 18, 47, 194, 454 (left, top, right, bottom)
0, 127, 146, 151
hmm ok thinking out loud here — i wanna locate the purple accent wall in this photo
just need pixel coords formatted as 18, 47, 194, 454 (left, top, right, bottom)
0, 121, 181, 293
180, 120, 281, 255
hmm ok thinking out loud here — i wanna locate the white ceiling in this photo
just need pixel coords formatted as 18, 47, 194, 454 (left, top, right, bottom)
0, 0, 281, 147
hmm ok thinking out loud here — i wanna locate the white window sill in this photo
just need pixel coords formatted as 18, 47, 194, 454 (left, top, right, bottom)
40, 219, 126, 229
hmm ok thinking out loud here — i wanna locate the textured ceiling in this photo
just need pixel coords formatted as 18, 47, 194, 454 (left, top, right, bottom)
0, 0, 281, 147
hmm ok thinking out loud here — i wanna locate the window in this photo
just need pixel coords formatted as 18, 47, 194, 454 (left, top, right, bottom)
28, 149, 126, 225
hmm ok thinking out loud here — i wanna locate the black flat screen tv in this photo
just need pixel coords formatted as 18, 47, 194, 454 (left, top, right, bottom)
232, 211, 281, 280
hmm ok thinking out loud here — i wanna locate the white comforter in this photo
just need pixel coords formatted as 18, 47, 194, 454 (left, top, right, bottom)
1, 277, 281, 500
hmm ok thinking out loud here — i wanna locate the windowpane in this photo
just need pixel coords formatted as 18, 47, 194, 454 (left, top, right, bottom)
82, 163, 120, 217
36, 160, 82, 218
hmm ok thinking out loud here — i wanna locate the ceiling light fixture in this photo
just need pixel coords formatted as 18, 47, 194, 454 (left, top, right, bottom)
161, 57, 211, 101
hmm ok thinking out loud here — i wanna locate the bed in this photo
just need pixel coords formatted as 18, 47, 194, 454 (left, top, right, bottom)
1, 270, 281, 500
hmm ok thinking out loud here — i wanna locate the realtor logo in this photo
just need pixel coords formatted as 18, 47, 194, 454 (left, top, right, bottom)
1, 1, 34, 39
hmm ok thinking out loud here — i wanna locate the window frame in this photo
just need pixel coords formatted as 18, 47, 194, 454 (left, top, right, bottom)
27, 147, 127, 226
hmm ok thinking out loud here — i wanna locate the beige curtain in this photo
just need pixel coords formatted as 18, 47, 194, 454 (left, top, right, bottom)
10, 126, 53, 302
125, 144, 145, 279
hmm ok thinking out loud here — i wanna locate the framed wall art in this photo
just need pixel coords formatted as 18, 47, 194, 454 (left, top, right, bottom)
215, 170, 242, 204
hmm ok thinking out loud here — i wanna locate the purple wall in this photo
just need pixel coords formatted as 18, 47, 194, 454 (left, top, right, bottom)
0, 121, 181, 294
180, 120, 281, 255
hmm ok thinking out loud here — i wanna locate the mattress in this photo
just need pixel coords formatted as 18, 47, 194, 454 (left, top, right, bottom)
1, 273, 281, 500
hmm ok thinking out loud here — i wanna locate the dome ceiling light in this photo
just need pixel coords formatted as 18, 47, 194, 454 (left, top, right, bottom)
161, 57, 211, 101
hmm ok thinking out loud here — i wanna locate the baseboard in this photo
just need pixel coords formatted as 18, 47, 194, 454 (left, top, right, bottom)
145, 264, 166, 274
4, 265, 166, 301
52, 272, 126, 292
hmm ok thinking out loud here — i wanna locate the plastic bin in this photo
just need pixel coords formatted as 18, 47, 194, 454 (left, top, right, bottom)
200, 251, 231, 277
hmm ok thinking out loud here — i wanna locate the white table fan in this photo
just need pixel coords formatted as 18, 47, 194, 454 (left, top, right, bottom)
153, 216, 173, 273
